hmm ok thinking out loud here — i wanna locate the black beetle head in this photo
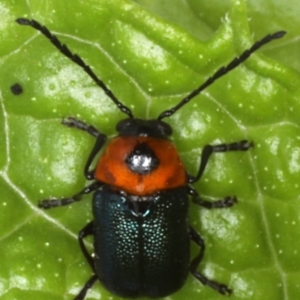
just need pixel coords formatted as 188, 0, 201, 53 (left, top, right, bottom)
116, 118, 172, 138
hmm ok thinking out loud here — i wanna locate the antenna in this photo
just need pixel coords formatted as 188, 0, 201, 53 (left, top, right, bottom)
16, 18, 134, 119
157, 31, 286, 120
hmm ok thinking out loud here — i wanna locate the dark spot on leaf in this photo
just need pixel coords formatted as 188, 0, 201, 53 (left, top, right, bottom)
10, 83, 23, 95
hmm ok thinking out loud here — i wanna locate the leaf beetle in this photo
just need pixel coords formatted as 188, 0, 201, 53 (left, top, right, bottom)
16, 17, 285, 299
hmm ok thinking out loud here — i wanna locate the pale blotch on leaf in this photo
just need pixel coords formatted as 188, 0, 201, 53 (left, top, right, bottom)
0, 3, 10, 33
200, 208, 241, 243
116, 22, 170, 71
27, 122, 42, 156
276, 169, 284, 182
40, 54, 116, 116
240, 69, 256, 93
257, 78, 276, 99
266, 136, 280, 155
289, 147, 300, 173
174, 111, 209, 139
50, 136, 81, 184
231, 274, 254, 298
11, 275, 28, 289
202, 141, 227, 182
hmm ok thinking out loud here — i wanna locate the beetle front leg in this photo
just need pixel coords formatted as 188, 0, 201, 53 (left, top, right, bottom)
38, 181, 103, 209
187, 186, 237, 209
188, 140, 252, 184
74, 221, 98, 300
62, 117, 101, 138
189, 226, 232, 295
62, 117, 107, 180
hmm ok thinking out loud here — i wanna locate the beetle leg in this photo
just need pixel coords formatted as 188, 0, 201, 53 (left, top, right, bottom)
187, 186, 237, 209
74, 274, 98, 300
189, 226, 232, 295
74, 221, 97, 300
83, 134, 107, 180
62, 117, 107, 180
62, 117, 102, 138
78, 221, 95, 271
188, 140, 253, 184
38, 181, 103, 209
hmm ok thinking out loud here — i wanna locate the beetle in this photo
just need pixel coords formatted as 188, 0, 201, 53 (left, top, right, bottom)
16, 17, 285, 299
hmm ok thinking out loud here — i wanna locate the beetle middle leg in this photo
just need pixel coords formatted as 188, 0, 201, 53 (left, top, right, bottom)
187, 186, 237, 209
189, 226, 231, 295
74, 221, 98, 300
38, 181, 103, 209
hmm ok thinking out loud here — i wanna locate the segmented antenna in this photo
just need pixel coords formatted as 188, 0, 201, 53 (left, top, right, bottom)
16, 18, 134, 118
157, 31, 286, 120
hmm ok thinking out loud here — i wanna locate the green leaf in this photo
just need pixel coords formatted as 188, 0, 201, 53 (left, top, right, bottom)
1, 0, 300, 300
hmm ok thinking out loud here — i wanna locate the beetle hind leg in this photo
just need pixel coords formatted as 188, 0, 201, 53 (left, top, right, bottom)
189, 226, 232, 295
74, 221, 98, 300
74, 274, 98, 300
78, 221, 95, 270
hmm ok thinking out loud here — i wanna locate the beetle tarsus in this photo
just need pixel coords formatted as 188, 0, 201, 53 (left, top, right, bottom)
208, 195, 238, 208
38, 198, 73, 209
62, 117, 101, 138
193, 272, 232, 296
210, 140, 253, 152
222, 196, 238, 207
74, 274, 98, 300
190, 226, 232, 295
188, 186, 238, 209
